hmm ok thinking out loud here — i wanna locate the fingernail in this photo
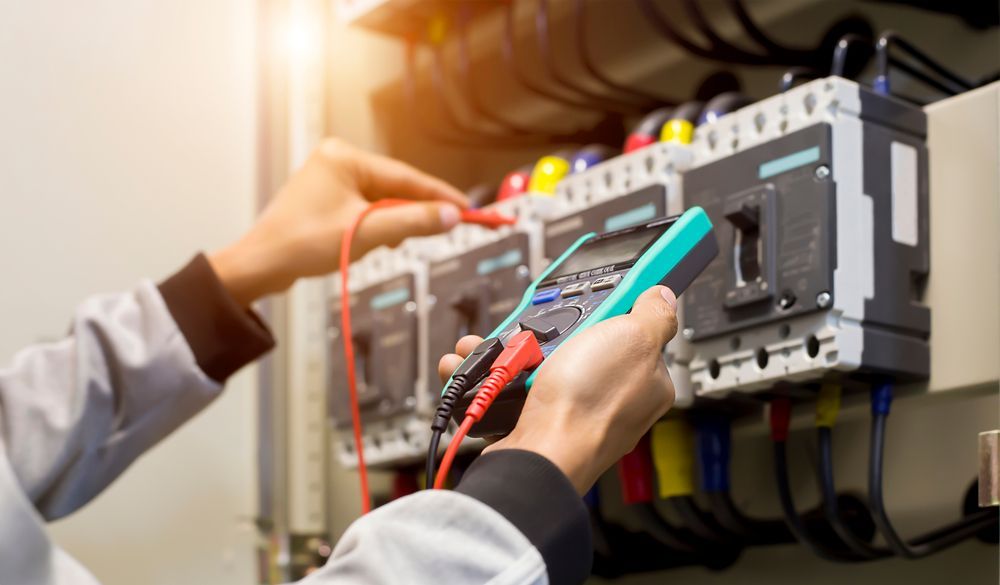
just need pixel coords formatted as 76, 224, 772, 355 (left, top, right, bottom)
439, 204, 461, 229
660, 286, 677, 309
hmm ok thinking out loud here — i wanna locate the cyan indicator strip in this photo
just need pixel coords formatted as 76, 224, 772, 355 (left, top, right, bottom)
604, 203, 658, 232
759, 146, 821, 179
370, 287, 410, 310
477, 249, 523, 276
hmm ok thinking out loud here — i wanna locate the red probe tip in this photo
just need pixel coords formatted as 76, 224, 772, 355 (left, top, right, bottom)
460, 209, 517, 228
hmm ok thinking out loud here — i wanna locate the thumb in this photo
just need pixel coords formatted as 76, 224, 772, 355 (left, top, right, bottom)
628, 286, 679, 347
351, 202, 461, 258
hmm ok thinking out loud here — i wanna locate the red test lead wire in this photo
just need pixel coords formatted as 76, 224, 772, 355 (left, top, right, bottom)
340, 199, 408, 514
460, 208, 518, 228
434, 330, 544, 490
341, 200, 516, 513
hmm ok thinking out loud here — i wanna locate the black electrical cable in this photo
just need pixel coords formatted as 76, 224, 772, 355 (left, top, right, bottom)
888, 56, 964, 96
828, 37, 930, 104
779, 67, 822, 92
403, 41, 538, 149
535, 0, 645, 113
726, 0, 812, 65
668, 496, 738, 545
425, 338, 504, 489
682, 0, 771, 66
425, 429, 443, 489
817, 427, 893, 559
708, 491, 794, 546
773, 440, 866, 562
878, 31, 976, 91
632, 502, 699, 553
572, 0, 673, 105
831, 33, 872, 78
500, 1, 600, 112
428, 45, 546, 143
453, 9, 597, 143
635, 0, 732, 63
453, 11, 536, 136
869, 412, 1000, 558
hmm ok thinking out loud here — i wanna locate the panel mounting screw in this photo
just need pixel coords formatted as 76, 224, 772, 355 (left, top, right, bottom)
778, 291, 797, 310
814, 165, 831, 180
816, 291, 832, 308
682, 327, 695, 340
516, 265, 531, 279
404, 301, 418, 313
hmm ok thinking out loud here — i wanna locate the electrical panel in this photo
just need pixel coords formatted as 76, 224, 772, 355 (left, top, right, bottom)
325, 78, 939, 466
683, 77, 930, 398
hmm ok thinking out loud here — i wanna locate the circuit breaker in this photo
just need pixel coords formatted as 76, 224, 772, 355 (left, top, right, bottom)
327, 245, 431, 468
684, 77, 930, 397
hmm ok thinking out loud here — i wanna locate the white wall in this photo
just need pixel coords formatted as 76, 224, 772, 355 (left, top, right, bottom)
0, 1, 260, 583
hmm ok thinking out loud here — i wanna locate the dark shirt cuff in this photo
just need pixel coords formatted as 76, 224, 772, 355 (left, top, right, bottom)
456, 449, 592, 584
158, 253, 275, 382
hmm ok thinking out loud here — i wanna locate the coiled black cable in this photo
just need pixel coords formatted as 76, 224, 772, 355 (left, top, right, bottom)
868, 407, 999, 558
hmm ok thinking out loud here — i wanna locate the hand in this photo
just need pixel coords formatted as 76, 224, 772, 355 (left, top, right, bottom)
209, 139, 468, 306
438, 286, 678, 495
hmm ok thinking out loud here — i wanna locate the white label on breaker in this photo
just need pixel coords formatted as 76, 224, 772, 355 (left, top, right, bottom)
890, 142, 918, 246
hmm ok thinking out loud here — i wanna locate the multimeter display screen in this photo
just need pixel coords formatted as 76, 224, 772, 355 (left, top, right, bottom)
548, 224, 667, 280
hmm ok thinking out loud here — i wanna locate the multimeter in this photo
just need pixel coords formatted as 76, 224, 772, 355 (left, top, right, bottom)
452, 206, 719, 437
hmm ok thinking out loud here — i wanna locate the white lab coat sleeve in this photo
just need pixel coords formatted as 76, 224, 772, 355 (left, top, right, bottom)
0, 254, 274, 520
300, 450, 593, 585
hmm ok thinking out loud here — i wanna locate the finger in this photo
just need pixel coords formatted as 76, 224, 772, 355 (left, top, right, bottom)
455, 335, 484, 357
439, 353, 465, 383
351, 202, 461, 259
628, 286, 679, 347
349, 147, 469, 208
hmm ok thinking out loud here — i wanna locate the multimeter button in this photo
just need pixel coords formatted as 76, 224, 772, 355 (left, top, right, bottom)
543, 306, 583, 332
531, 288, 561, 305
591, 274, 622, 291
520, 306, 582, 341
518, 317, 560, 342
561, 282, 588, 298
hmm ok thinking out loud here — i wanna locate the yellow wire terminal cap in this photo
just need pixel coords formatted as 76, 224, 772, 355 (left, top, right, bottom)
527, 155, 571, 196
660, 119, 694, 144
650, 419, 696, 499
815, 383, 842, 428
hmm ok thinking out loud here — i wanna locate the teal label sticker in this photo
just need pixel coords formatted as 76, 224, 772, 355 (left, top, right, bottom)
604, 203, 657, 232
370, 287, 410, 310
759, 146, 821, 179
477, 249, 523, 275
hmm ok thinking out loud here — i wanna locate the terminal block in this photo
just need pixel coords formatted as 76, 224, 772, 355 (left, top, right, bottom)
683, 77, 930, 397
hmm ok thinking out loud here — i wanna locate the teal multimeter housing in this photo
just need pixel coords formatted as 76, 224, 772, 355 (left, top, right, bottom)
452, 206, 719, 437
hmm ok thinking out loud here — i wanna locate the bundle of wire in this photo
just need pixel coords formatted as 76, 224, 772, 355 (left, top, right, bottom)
769, 386, 998, 562
339, 199, 515, 513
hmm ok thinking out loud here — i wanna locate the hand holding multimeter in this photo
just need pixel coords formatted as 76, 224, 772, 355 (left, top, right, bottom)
428, 207, 718, 489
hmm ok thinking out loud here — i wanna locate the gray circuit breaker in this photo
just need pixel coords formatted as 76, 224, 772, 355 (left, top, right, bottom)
683, 76, 930, 398
327, 245, 431, 468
